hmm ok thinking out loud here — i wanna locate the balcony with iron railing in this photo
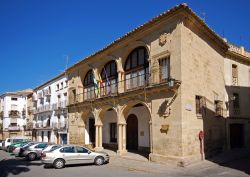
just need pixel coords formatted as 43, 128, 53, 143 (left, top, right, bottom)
33, 104, 52, 114
8, 125, 21, 131
9, 110, 20, 118
69, 73, 178, 105
58, 121, 68, 131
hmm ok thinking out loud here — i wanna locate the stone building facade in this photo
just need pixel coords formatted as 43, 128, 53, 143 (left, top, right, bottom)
224, 44, 250, 150
66, 4, 250, 165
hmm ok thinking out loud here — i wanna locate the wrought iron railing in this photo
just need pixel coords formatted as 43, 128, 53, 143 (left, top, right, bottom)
69, 73, 173, 105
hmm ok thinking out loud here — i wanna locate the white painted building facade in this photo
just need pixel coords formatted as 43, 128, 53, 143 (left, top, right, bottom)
0, 89, 32, 137
33, 73, 68, 144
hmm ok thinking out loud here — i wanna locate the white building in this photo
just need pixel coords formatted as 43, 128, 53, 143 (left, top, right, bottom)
0, 89, 33, 138
33, 73, 68, 144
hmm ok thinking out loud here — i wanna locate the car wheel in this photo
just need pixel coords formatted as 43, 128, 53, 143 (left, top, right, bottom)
54, 159, 65, 169
28, 153, 36, 161
94, 156, 104, 166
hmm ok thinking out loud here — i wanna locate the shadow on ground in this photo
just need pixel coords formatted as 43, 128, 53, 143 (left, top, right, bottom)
0, 157, 43, 177
207, 149, 250, 175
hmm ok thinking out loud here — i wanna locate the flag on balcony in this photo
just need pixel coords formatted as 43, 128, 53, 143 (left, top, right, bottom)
103, 67, 111, 95
92, 71, 99, 96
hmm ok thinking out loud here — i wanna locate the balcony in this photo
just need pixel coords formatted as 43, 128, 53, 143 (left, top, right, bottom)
22, 109, 26, 116
68, 73, 179, 105
58, 121, 68, 132
8, 125, 21, 131
33, 104, 52, 114
44, 88, 51, 97
9, 110, 20, 118
57, 100, 67, 109
52, 122, 58, 130
34, 122, 42, 128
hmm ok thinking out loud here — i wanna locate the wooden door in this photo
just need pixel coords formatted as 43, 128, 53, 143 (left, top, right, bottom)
230, 124, 244, 148
126, 114, 138, 150
89, 118, 95, 143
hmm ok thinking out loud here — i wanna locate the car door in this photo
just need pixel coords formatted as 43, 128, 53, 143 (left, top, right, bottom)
76, 146, 94, 164
60, 146, 78, 165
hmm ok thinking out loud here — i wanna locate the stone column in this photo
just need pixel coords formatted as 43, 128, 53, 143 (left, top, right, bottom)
99, 125, 103, 149
118, 124, 122, 152
94, 125, 104, 151
117, 123, 127, 155
95, 125, 99, 148
122, 124, 126, 151
149, 120, 153, 154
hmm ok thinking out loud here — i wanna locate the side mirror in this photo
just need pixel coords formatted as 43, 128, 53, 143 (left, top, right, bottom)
88, 151, 91, 154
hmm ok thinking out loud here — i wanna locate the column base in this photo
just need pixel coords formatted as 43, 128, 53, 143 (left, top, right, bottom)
149, 153, 202, 167
94, 147, 104, 152
117, 149, 128, 155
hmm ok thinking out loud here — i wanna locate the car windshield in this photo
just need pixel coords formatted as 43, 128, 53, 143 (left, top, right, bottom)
13, 139, 27, 143
49, 145, 61, 152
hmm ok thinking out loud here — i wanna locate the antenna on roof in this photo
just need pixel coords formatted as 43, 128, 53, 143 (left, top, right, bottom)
240, 35, 243, 45
201, 12, 206, 22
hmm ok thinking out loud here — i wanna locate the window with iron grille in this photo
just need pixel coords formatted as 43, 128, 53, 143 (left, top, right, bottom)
232, 93, 240, 115
215, 100, 223, 117
196, 95, 206, 116
159, 56, 170, 82
232, 64, 238, 86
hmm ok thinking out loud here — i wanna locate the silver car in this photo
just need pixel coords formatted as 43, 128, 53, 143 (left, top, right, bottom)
41, 145, 109, 169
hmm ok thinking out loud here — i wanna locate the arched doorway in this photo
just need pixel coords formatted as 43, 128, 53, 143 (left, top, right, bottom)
126, 114, 138, 150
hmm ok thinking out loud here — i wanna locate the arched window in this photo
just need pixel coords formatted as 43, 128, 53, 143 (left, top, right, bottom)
83, 70, 95, 100
124, 47, 149, 90
100, 60, 117, 96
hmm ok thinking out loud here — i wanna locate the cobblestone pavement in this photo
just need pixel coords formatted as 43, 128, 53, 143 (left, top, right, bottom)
0, 150, 249, 177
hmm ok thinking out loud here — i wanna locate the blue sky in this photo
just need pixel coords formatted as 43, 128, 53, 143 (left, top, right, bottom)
0, 0, 249, 94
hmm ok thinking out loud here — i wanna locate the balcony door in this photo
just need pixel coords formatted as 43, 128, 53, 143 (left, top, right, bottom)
124, 47, 149, 90
100, 60, 117, 96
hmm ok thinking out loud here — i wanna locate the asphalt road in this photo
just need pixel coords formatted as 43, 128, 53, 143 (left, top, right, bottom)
0, 150, 249, 177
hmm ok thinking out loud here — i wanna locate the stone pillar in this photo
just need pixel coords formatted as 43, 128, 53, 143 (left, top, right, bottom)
99, 125, 103, 149
95, 125, 99, 148
94, 125, 104, 151
118, 124, 122, 151
118, 72, 124, 93
122, 124, 126, 150
149, 120, 153, 154
117, 123, 127, 155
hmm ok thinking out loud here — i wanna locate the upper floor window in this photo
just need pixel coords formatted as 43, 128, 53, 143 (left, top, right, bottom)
232, 64, 238, 86
215, 100, 223, 117
100, 60, 117, 96
56, 84, 59, 91
159, 57, 170, 82
232, 93, 240, 115
11, 97, 18, 101
83, 70, 95, 100
124, 47, 149, 90
125, 47, 148, 72
196, 95, 206, 117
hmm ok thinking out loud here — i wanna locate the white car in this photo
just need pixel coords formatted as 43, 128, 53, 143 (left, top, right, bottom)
41, 145, 61, 156
42, 145, 109, 169
2, 137, 29, 151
